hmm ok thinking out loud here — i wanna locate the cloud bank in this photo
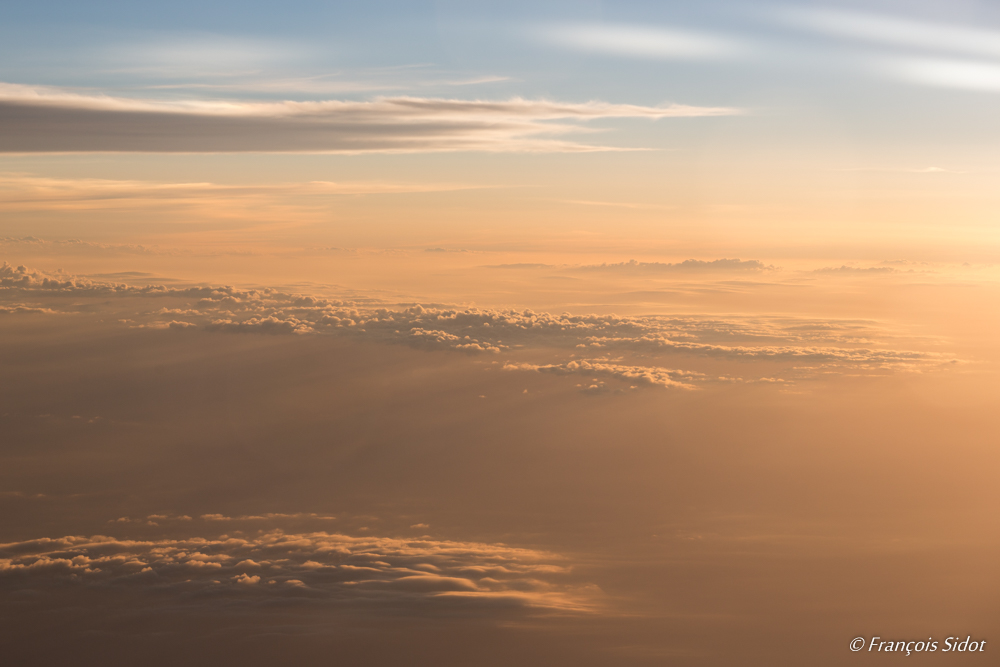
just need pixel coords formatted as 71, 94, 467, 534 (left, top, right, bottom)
0, 84, 738, 153
0, 529, 595, 615
0, 262, 953, 382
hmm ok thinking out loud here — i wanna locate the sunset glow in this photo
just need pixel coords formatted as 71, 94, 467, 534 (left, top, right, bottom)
2, 2, 998, 665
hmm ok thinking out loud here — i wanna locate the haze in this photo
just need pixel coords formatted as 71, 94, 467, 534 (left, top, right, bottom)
1, 2, 998, 665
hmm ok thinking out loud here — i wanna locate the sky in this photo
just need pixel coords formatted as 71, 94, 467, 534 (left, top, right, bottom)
1, 1, 999, 665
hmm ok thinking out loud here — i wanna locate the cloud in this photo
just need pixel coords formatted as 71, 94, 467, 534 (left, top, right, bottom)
814, 265, 898, 274
206, 316, 315, 335
199, 513, 337, 521
0, 304, 58, 315
504, 360, 701, 390
101, 34, 308, 77
0, 173, 487, 215
833, 166, 964, 174
778, 7, 1000, 92
779, 7, 1000, 59
882, 57, 1000, 92
111, 515, 193, 524
0, 84, 739, 153
1, 234, 159, 254
144, 73, 513, 96
130, 320, 196, 330
485, 263, 554, 269
533, 23, 745, 60
99, 34, 508, 94
0, 529, 596, 614
0, 263, 954, 378
573, 259, 774, 273
576, 335, 935, 367
554, 199, 674, 210
486, 259, 774, 273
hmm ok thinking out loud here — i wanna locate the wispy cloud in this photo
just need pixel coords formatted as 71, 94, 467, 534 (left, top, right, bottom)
882, 57, 1000, 92
778, 7, 1000, 92
532, 23, 746, 60
553, 199, 676, 211
832, 166, 965, 174
141, 73, 512, 96
779, 7, 1000, 59
98, 33, 309, 78
0, 173, 483, 211
571, 259, 774, 273
0, 83, 739, 153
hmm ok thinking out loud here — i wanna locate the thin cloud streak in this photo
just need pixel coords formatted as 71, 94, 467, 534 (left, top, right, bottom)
779, 7, 1000, 59
832, 166, 965, 174
141, 74, 511, 95
777, 7, 1000, 92
0, 174, 486, 210
882, 57, 1000, 92
532, 23, 746, 60
99, 33, 309, 77
0, 84, 739, 153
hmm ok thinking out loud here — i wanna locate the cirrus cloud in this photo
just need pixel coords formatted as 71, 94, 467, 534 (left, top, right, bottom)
532, 23, 746, 60
0, 83, 739, 153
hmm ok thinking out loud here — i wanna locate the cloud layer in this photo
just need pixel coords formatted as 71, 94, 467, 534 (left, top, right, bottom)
0, 262, 954, 384
0, 529, 595, 614
0, 84, 737, 153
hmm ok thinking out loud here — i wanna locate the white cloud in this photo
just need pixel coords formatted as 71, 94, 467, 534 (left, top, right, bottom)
882, 57, 1000, 92
533, 23, 745, 60
777, 7, 1000, 93
0, 84, 739, 153
780, 7, 1000, 59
